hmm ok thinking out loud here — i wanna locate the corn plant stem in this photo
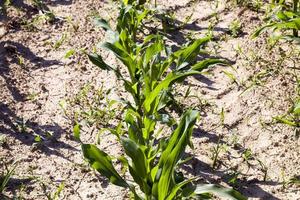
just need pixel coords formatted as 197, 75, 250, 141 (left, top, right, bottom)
293, 0, 299, 37
137, 94, 146, 144
133, 83, 151, 146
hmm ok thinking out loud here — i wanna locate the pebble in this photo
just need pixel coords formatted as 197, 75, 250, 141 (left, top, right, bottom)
87, 194, 94, 198
40, 35, 50, 41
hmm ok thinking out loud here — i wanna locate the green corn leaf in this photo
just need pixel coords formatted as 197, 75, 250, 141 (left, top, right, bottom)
252, 23, 278, 38
174, 37, 210, 66
191, 59, 228, 71
150, 165, 159, 183
293, 101, 300, 115
73, 123, 80, 141
88, 53, 114, 71
273, 116, 298, 126
101, 42, 129, 60
124, 108, 145, 143
0, 161, 17, 193
194, 184, 247, 200
166, 179, 195, 200
123, 0, 147, 6
156, 89, 173, 111
253, 18, 300, 39
276, 11, 297, 20
142, 116, 156, 140
143, 38, 164, 68
120, 137, 148, 178
93, 18, 112, 31
120, 137, 151, 194
137, 8, 149, 23
81, 144, 129, 188
127, 164, 150, 194
273, 19, 300, 30
144, 71, 201, 113
154, 110, 199, 200
101, 42, 136, 81
64, 49, 75, 58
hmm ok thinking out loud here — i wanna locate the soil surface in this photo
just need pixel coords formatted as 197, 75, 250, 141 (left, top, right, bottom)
0, 0, 299, 200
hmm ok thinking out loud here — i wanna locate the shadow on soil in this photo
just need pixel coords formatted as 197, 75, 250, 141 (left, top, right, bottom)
0, 177, 32, 198
0, 176, 66, 200
146, 2, 248, 47
0, 41, 73, 161
0, 103, 77, 160
0, 41, 62, 102
0, 0, 73, 33
187, 128, 282, 200
146, 16, 231, 46
183, 156, 281, 200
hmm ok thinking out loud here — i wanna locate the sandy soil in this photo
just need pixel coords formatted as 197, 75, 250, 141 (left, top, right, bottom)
0, 0, 299, 199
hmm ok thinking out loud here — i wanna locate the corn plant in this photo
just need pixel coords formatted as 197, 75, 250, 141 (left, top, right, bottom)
80, 111, 245, 199
82, 110, 197, 199
89, 22, 226, 146
253, 0, 300, 42
78, 1, 246, 199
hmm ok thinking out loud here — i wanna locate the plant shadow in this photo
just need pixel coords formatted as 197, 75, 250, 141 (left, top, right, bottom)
0, 41, 74, 160
0, 102, 77, 160
0, 41, 62, 102
183, 128, 282, 200
0, 0, 73, 34
182, 155, 281, 200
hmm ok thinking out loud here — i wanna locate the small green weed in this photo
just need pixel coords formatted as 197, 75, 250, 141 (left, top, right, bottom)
53, 33, 67, 50
0, 161, 18, 194
229, 19, 242, 37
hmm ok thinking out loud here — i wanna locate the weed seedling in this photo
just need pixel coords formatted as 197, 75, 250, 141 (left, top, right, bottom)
53, 33, 67, 50
66, 16, 79, 32
211, 137, 228, 170
229, 19, 242, 37
0, 161, 18, 194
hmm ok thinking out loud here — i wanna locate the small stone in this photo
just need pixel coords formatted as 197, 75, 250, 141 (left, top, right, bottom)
271, 188, 276, 194
282, 82, 287, 86
201, 90, 207, 95
81, 66, 88, 71
40, 35, 50, 41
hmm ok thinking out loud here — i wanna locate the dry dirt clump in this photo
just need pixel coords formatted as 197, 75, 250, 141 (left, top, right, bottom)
0, 0, 299, 200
